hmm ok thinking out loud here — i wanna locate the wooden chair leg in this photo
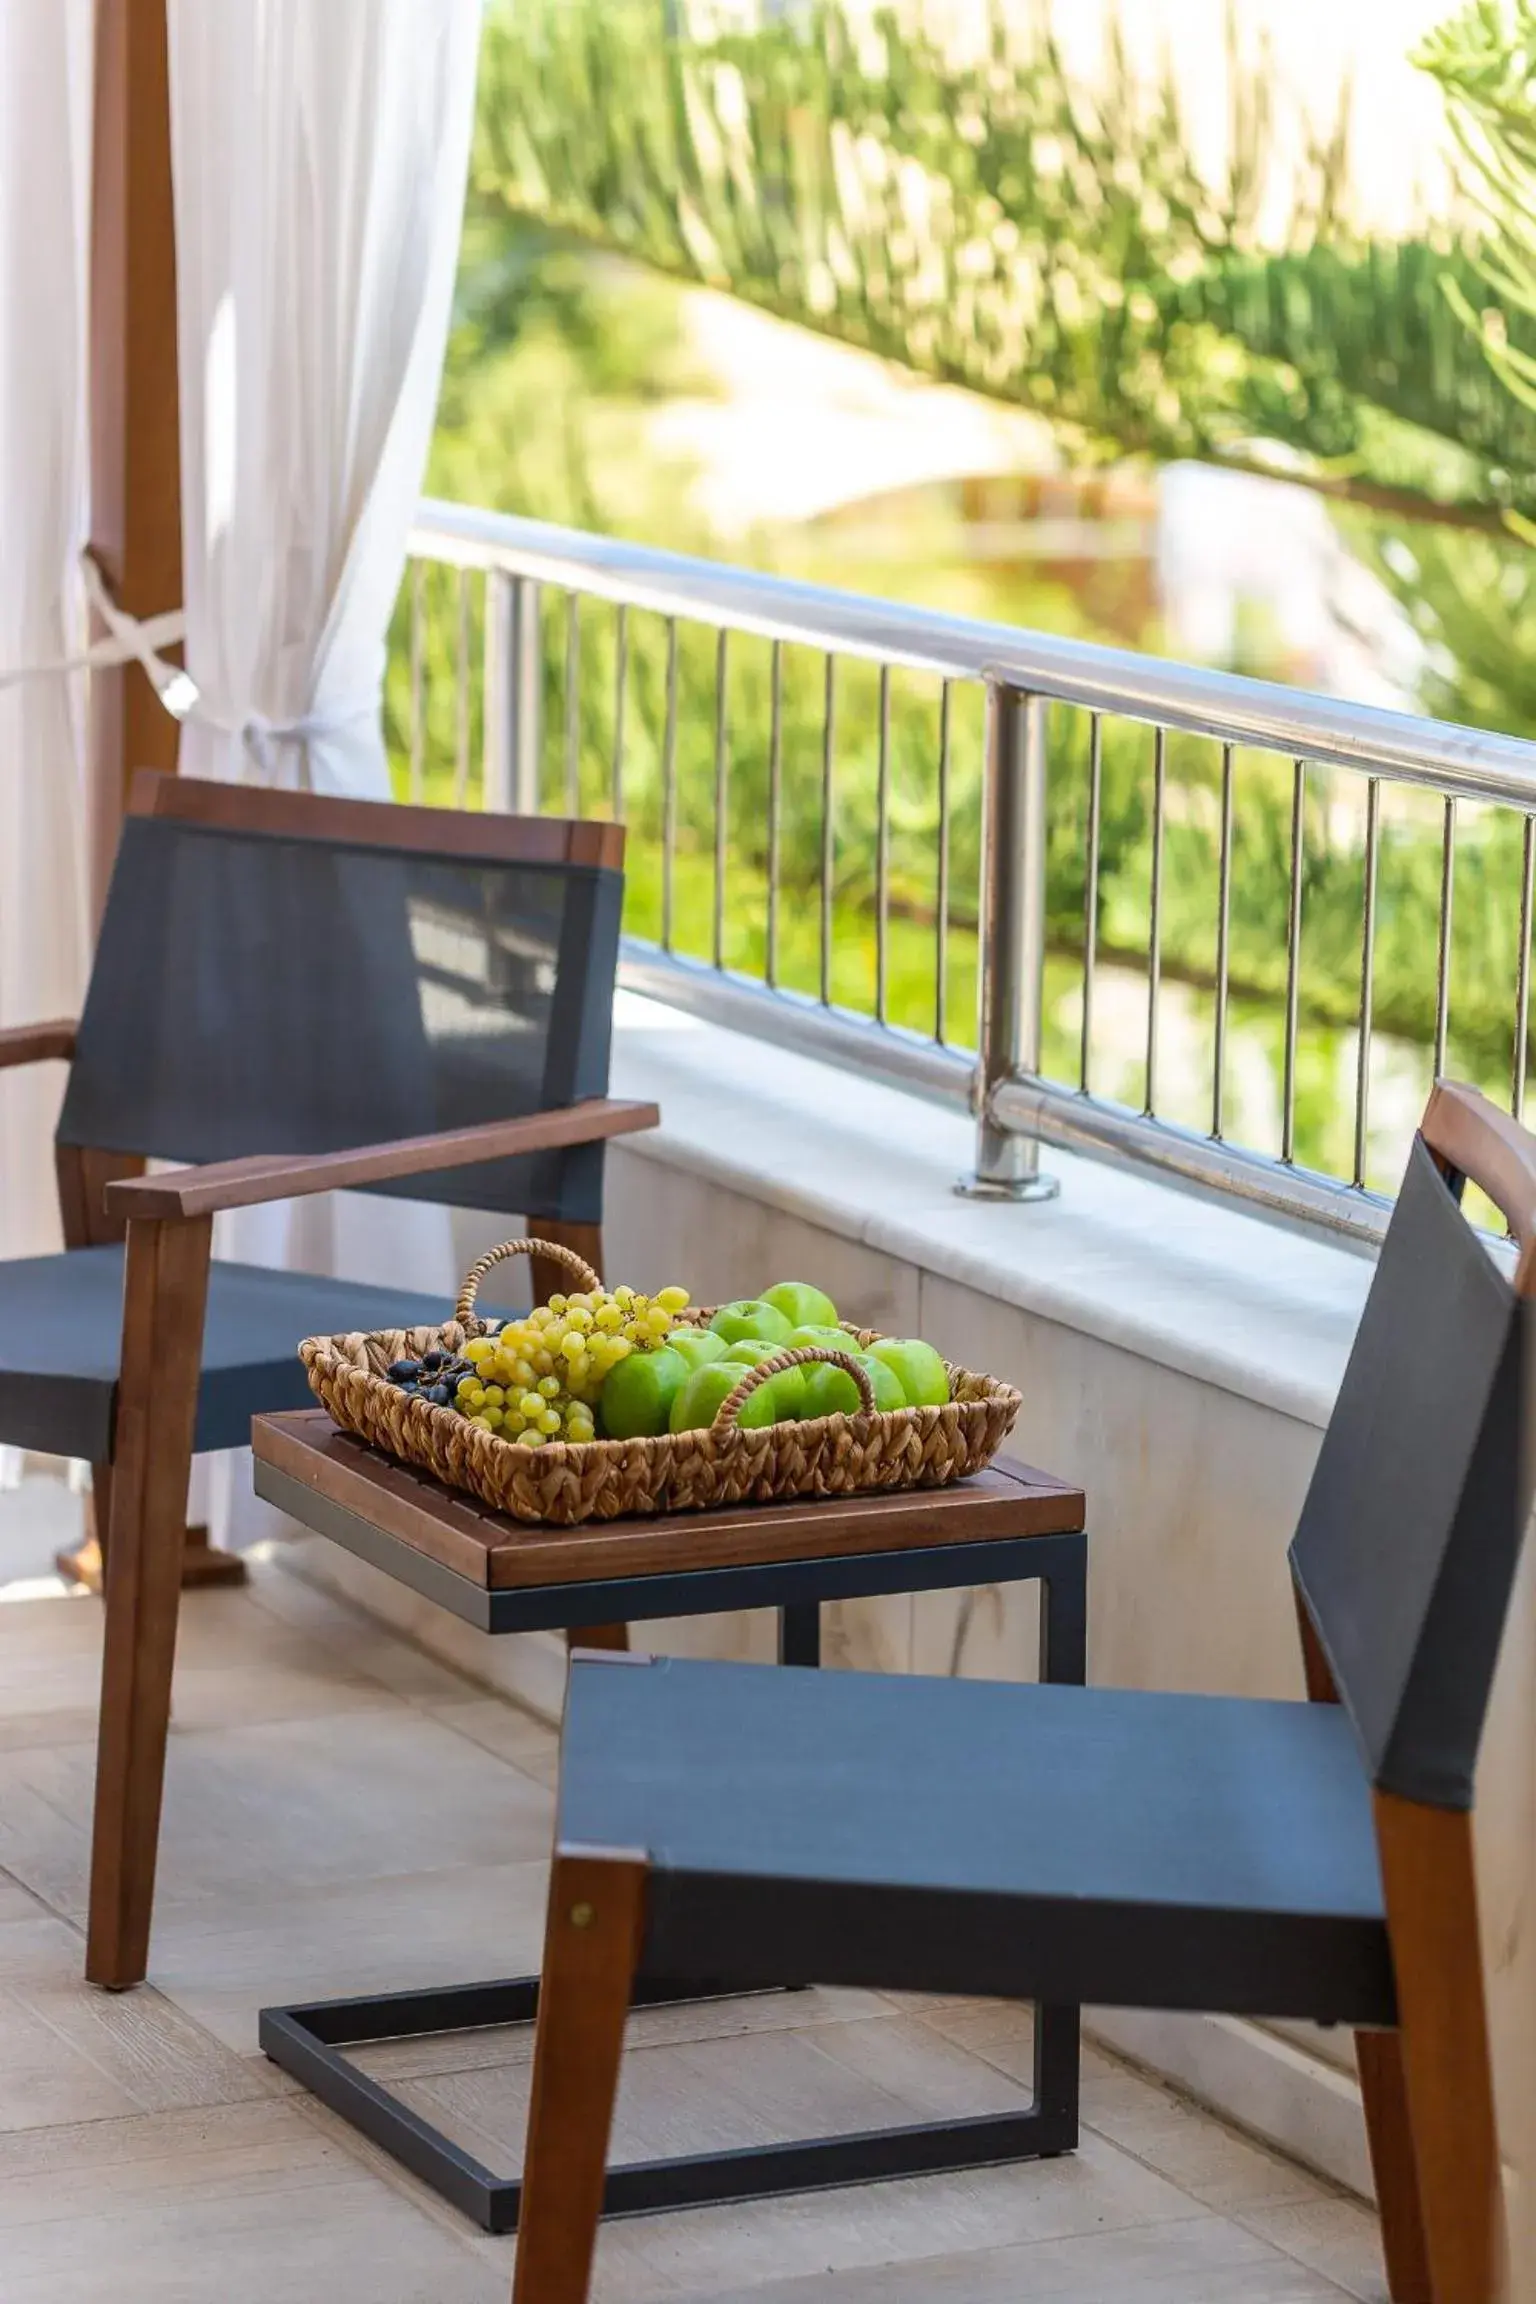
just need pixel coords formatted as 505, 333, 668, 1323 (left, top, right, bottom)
567, 1621, 630, 1654
58, 1472, 245, 1593
1375, 1792, 1504, 2304
85, 1215, 212, 1989
1356, 2030, 1433, 2303
55, 1461, 115, 1587
1296, 1588, 1436, 2300
512, 1844, 646, 2304
530, 1218, 605, 1302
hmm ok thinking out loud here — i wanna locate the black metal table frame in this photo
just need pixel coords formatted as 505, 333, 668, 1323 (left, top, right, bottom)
254, 1456, 1087, 2236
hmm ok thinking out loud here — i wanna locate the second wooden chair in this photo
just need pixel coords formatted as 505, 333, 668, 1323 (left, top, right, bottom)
512, 1080, 1532, 2304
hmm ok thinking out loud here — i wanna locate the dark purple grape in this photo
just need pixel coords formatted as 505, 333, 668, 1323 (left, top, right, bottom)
387, 1358, 419, 1383
421, 1350, 445, 1372
427, 1382, 452, 1406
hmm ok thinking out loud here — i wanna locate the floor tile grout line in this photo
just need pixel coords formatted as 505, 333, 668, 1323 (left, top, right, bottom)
242, 1556, 497, 1714
359, 1997, 934, 2087
1228, 2202, 1386, 2304
412, 1702, 560, 1776
286, 2087, 510, 2265
909, 2008, 1361, 2218
21, 1969, 295, 2115
0, 1861, 70, 1930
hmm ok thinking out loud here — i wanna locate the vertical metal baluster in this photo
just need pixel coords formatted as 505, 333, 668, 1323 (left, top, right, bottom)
1281, 758, 1306, 1164
1080, 713, 1103, 1094
1353, 778, 1380, 1189
1517, 815, 1535, 1123
1434, 795, 1456, 1079
875, 664, 891, 1025
453, 569, 471, 808
481, 569, 512, 813
511, 576, 542, 815
935, 680, 952, 1042
820, 653, 837, 1007
1144, 726, 1166, 1116
660, 618, 678, 953
611, 605, 628, 821
564, 591, 581, 814
712, 629, 730, 971
766, 639, 783, 989
408, 560, 425, 802
1211, 741, 1234, 1138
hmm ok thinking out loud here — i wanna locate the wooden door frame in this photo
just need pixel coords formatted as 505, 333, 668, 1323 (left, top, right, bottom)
88, 0, 182, 921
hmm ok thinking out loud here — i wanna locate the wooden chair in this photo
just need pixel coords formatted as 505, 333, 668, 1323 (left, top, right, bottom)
0, 772, 657, 1991
512, 1080, 1534, 2304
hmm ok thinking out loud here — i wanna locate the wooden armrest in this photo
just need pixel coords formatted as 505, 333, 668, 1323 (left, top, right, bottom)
102, 1099, 661, 1221
0, 1019, 77, 1070
1423, 1080, 1536, 1294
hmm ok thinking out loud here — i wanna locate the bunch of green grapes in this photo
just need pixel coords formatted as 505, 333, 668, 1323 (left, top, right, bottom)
456, 1284, 691, 1448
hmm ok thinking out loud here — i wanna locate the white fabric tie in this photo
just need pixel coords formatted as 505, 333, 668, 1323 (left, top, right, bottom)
0, 553, 186, 699
0, 553, 376, 776
188, 694, 380, 778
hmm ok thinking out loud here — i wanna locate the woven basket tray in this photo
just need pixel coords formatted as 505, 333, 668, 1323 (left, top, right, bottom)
299, 1237, 1022, 1527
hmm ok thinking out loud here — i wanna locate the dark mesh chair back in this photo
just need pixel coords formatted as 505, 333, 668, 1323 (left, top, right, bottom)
1290, 1135, 1534, 1809
57, 794, 624, 1224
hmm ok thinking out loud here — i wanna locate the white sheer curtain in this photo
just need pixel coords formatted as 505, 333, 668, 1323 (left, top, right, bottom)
0, 0, 95, 1487
165, 0, 482, 1539
167, 0, 481, 799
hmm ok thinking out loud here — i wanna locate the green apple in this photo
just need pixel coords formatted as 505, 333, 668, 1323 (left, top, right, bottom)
668, 1327, 730, 1374
717, 1337, 807, 1419
869, 1337, 951, 1409
786, 1324, 855, 1352
708, 1298, 793, 1346
761, 1280, 839, 1331
856, 1353, 907, 1412
798, 1352, 905, 1421
598, 1344, 687, 1439
670, 1358, 786, 1433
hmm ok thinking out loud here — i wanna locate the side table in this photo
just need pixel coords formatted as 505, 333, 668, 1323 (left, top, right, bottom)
251, 1408, 1088, 2235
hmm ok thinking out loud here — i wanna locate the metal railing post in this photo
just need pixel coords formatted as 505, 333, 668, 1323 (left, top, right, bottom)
482, 570, 542, 815
512, 577, 543, 815
958, 683, 1059, 1202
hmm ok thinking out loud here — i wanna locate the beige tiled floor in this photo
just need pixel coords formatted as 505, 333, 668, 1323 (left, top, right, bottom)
0, 1478, 1388, 2302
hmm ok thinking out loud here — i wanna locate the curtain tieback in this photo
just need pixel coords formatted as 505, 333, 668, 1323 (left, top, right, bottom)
1, 556, 377, 774
0, 555, 187, 697
187, 697, 379, 778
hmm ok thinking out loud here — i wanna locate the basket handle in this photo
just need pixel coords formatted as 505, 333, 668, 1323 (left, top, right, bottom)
455, 1236, 603, 1327
710, 1345, 876, 1435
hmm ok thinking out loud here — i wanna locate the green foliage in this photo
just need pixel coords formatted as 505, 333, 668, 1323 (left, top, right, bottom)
1323, 7, 1536, 790
395, 0, 1536, 1180
1153, 239, 1536, 523
1420, 3, 1536, 520
473, 0, 1536, 531
473, 1, 1306, 456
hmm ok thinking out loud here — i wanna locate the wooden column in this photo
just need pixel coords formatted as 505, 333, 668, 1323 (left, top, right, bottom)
88, 0, 181, 921
70, 4, 243, 1599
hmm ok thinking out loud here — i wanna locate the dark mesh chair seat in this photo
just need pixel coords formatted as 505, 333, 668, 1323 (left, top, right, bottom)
0, 1246, 450, 1462
560, 1654, 1395, 2027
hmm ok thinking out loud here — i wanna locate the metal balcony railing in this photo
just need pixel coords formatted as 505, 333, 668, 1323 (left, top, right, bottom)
399, 498, 1536, 1249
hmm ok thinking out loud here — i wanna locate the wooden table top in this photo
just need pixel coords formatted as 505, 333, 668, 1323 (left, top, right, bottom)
253, 1410, 1085, 1594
